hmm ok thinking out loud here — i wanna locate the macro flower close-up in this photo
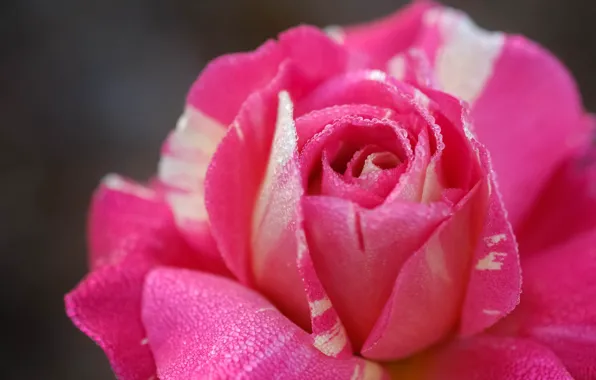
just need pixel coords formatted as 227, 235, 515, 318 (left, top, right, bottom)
65, 1, 596, 379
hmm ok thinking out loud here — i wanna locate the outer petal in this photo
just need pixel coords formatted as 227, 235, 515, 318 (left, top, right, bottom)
333, 1, 436, 69
389, 335, 572, 380
157, 107, 227, 268
204, 62, 312, 330
141, 268, 386, 380
66, 266, 155, 380
158, 39, 282, 262
87, 175, 229, 275
186, 40, 283, 126
470, 34, 587, 227
250, 91, 311, 328
251, 94, 359, 357
458, 141, 521, 335
205, 63, 292, 285
420, 7, 588, 226
386, 47, 438, 89
517, 128, 596, 253
421, 88, 522, 337
67, 176, 220, 380
187, 25, 358, 126
164, 26, 357, 272
205, 27, 352, 322
494, 230, 596, 379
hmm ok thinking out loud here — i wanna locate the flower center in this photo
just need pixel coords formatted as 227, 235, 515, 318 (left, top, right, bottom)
299, 114, 413, 208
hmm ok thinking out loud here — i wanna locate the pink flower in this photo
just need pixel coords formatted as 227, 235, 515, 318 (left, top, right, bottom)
66, 2, 596, 379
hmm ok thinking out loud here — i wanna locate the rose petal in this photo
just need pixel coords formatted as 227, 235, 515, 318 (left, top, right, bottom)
319, 151, 401, 208
336, 1, 436, 69
187, 40, 283, 126
278, 26, 359, 86
157, 107, 227, 267
386, 48, 438, 89
296, 228, 355, 358
162, 26, 351, 263
67, 176, 220, 379
188, 25, 355, 127
494, 230, 596, 379
250, 91, 310, 328
87, 175, 228, 275
204, 63, 313, 331
459, 142, 522, 335
206, 28, 354, 323
141, 268, 386, 380
294, 72, 447, 206
88, 175, 158, 269
418, 7, 588, 226
295, 70, 416, 117
389, 335, 572, 380
205, 25, 351, 271
66, 266, 157, 380
517, 126, 596, 253
470, 34, 588, 227
303, 195, 450, 349
295, 104, 398, 149
300, 114, 409, 208
418, 88, 522, 336
416, 7, 505, 106
361, 183, 480, 359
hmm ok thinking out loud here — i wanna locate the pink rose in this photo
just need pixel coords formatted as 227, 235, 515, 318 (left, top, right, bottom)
66, 2, 596, 379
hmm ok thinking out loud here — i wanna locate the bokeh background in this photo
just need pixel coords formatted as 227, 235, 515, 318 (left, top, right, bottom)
1, 0, 595, 378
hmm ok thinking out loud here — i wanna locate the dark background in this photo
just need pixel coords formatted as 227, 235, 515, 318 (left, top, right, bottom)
1, 0, 594, 378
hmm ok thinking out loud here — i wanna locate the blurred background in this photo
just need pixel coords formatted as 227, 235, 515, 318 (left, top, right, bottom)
1, 0, 594, 378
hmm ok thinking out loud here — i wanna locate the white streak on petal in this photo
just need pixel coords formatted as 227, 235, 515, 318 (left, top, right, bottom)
102, 174, 156, 200
309, 297, 332, 318
425, 235, 451, 282
431, 9, 504, 104
424, 8, 441, 25
313, 321, 348, 357
421, 162, 442, 203
167, 192, 208, 223
482, 309, 501, 316
476, 251, 507, 271
251, 91, 301, 273
158, 156, 208, 192
484, 233, 508, 247
232, 120, 245, 141
171, 109, 226, 157
251, 91, 296, 235
325, 25, 345, 44
158, 106, 226, 224
388, 54, 406, 80
367, 70, 388, 82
